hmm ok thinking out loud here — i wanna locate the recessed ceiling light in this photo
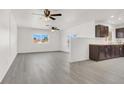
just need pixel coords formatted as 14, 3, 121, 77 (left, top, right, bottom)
110, 15, 114, 18
118, 18, 121, 20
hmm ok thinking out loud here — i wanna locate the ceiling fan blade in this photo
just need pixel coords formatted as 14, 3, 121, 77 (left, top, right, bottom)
50, 14, 62, 16
47, 10, 50, 16
44, 10, 47, 16
55, 28, 60, 30
44, 9, 50, 17
49, 16, 56, 20
52, 27, 60, 30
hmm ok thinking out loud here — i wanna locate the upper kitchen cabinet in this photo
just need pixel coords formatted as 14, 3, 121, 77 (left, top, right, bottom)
95, 25, 109, 37
116, 28, 124, 38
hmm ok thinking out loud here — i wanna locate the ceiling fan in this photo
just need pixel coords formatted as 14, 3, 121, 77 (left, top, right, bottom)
44, 9, 62, 20
46, 25, 61, 32
33, 9, 62, 21
51, 27, 60, 31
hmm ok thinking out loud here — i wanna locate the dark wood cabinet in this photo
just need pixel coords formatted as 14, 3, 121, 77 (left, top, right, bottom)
89, 44, 124, 61
116, 28, 124, 38
95, 25, 109, 37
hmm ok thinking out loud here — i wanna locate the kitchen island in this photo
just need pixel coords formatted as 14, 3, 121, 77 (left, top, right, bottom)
89, 44, 124, 61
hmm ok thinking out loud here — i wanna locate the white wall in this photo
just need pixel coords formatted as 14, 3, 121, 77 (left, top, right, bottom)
0, 10, 10, 82
9, 12, 18, 63
0, 10, 17, 82
70, 38, 90, 62
18, 27, 61, 53
115, 24, 124, 28
61, 21, 95, 52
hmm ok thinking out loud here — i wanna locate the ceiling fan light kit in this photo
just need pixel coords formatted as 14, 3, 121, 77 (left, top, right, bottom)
44, 17, 50, 21
33, 9, 62, 32
43, 9, 62, 31
51, 29, 56, 32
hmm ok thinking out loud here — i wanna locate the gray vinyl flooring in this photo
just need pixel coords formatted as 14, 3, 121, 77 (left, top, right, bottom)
2, 52, 124, 84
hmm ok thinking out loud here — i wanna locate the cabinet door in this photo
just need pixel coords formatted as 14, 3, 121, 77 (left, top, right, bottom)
105, 26, 109, 36
105, 45, 112, 58
89, 45, 99, 61
116, 28, 124, 38
95, 25, 101, 37
100, 29, 105, 37
114, 46, 120, 57
99, 46, 106, 60
119, 46, 123, 56
117, 31, 123, 38
100, 26, 106, 37
111, 45, 115, 57
95, 25, 109, 37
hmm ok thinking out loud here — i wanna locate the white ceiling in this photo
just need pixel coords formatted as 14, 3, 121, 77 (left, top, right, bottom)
12, 9, 124, 30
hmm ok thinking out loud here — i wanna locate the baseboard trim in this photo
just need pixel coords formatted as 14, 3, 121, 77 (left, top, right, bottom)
18, 51, 69, 54
70, 59, 90, 63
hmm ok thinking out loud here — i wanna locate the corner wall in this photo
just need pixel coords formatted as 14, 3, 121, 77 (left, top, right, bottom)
0, 10, 17, 82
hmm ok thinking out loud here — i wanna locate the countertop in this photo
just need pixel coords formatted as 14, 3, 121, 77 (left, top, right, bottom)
89, 43, 124, 46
